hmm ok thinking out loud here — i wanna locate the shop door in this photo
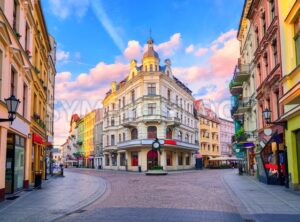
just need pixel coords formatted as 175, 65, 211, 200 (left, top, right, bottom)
5, 134, 14, 194
147, 150, 158, 170
14, 136, 25, 191
296, 130, 300, 184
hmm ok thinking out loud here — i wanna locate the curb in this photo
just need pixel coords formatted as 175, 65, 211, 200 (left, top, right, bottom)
50, 173, 108, 222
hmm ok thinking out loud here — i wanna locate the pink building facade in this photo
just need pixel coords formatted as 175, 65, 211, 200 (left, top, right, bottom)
219, 118, 234, 156
0, 1, 34, 201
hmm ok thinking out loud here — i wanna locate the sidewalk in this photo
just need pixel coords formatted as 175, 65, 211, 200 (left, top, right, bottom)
0, 170, 106, 222
223, 170, 300, 222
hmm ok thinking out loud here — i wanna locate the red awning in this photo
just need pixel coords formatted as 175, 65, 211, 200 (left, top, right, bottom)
33, 133, 44, 144
164, 140, 176, 145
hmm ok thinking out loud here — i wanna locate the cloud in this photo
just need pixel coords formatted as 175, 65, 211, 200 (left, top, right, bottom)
56, 50, 70, 62
185, 44, 194, 53
48, 0, 90, 20
90, 1, 125, 51
194, 48, 208, 57
124, 40, 142, 60
156, 33, 181, 57
213, 29, 237, 44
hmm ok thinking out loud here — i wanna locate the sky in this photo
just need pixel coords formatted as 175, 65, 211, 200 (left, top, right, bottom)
41, 0, 245, 146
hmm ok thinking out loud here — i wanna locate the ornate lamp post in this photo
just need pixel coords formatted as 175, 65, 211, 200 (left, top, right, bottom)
0, 95, 21, 123
262, 108, 287, 130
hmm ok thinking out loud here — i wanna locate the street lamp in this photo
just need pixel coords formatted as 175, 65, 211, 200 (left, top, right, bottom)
262, 108, 287, 130
0, 95, 21, 123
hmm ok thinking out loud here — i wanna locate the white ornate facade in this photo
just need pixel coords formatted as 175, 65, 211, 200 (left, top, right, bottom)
102, 38, 198, 172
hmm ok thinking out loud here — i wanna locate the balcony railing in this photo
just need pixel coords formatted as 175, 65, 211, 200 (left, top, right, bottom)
233, 64, 250, 82
229, 80, 243, 95
237, 97, 255, 112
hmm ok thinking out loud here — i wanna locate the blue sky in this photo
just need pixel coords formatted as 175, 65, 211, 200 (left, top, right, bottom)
42, 0, 244, 144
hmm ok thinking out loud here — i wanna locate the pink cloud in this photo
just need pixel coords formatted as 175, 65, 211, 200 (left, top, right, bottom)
124, 40, 142, 59
213, 29, 237, 44
185, 44, 194, 53
156, 33, 181, 57
194, 47, 208, 57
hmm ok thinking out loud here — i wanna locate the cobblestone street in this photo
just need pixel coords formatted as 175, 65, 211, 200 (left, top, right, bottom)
58, 169, 243, 222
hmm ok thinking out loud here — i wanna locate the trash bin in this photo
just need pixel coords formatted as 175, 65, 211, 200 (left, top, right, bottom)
138, 166, 142, 172
34, 171, 42, 189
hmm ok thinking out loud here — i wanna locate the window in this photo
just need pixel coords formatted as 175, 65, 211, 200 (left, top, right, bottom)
257, 63, 262, 84
10, 66, 17, 96
180, 98, 182, 107
105, 154, 110, 166
147, 126, 157, 139
264, 53, 269, 75
178, 152, 183, 166
0, 0, 4, 10
255, 26, 259, 47
120, 153, 126, 166
107, 135, 109, 146
111, 117, 115, 126
23, 84, 28, 117
123, 132, 125, 141
261, 12, 266, 36
176, 95, 178, 104
272, 39, 278, 66
148, 103, 156, 115
185, 134, 189, 143
186, 155, 190, 165
13, 0, 20, 32
166, 128, 172, 139
148, 83, 156, 95
118, 99, 121, 109
112, 103, 115, 110
295, 17, 300, 66
150, 64, 153, 71
119, 134, 121, 142
131, 152, 138, 166
111, 135, 115, 146
166, 151, 172, 166
111, 153, 117, 166
178, 131, 182, 141
25, 22, 30, 51
122, 113, 125, 122
122, 96, 125, 107
167, 89, 171, 101
131, 128, 138, 140
269, 0, 275, 21
131, 90, 135, 103
107, 118, 109, 127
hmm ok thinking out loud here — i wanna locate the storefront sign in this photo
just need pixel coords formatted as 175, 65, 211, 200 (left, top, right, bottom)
10, 117, 30, 136
33, 133, 44, 144
164, 140, 176, 145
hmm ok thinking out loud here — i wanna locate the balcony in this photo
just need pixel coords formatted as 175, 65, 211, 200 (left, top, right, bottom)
229, 80, 243, 95
166, 116, 181, 127
121, 117, 138, 128
237, 97, 254, 113
233, 64, 250, 82
142, 114, 161, 124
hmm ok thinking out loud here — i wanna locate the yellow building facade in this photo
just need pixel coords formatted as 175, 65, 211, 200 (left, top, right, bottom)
278, 0, 300, 190
83, 111, 95, 167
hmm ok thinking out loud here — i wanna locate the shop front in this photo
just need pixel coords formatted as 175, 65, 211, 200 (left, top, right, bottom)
5, 133, 26, 194
257, 130, 287, 186
32, 133, 46, 182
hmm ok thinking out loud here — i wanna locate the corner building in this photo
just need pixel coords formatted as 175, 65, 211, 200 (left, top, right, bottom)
102, 38, 198, 172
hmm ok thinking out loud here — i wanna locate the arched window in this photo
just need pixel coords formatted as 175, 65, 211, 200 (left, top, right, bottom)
131, 128, 138, 140
166, 128, 172, 139
178, 131, 182, 141
147, 126, 157, 139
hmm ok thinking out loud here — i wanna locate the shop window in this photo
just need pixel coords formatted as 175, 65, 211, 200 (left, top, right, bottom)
178, 152, 183, 166
120, 153, 126, 166
111, 153, 117, 166
131, 128, 138, 140
166, 128, 172, 139
131, 152, 138, 166
147, 126, 157, 139
166, 151, 172, 166
186, 155, 190, 165
105, 155, 110, 166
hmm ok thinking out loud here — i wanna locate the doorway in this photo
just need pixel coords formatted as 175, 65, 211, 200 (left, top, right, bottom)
147, 150, 158, 170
